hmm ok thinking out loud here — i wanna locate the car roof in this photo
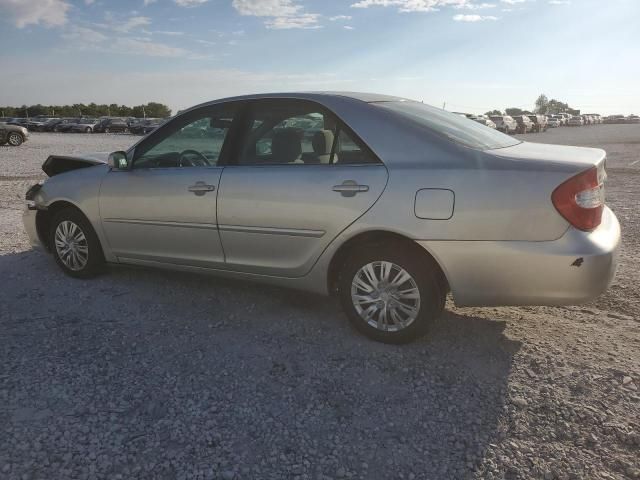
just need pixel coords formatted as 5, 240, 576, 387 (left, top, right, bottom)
188, 91, 409, 112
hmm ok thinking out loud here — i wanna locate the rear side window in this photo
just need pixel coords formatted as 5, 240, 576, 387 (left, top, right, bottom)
375, 101, 521, 150
237, 100, 380, 166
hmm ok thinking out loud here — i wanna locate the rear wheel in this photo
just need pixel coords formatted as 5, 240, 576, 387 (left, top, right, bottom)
49, 208, 104, 278
7, 132, 24, 146
104, 127, 110, 134
338, 244, 445, 344
85, 127, 92, 133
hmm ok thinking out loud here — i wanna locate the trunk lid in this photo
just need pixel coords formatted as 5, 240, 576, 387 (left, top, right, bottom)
489, 141, 606, 171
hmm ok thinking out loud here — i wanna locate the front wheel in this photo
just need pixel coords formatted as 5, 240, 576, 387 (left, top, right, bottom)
338, 244, 445, 344
7, 132, 24, 146
85, 127, 92, 133
49, 208, 104, 278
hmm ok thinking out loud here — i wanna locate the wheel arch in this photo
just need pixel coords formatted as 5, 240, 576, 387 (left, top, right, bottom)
326, 229, 450, 296
36, 200, 95, 252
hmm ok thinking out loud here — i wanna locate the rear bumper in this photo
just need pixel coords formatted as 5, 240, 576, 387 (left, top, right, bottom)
22, 208, 43, 250
420, 207, 620, 307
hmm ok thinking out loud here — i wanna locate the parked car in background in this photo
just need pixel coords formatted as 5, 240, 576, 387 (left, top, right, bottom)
513, 115, 534, 133
471, 115, 497, 129
70, 118, 101, 133
548, 115, 563, 126
129, 118, 162, 135
559, 113, 573, 126
582, 115, 594, 125
546, 116, 561, 128
52, 118, 82, 132
6, 118, 29, 127
568, 116, 584, 126
489, 115, 518, 134
627, 115, 640, 124
94, 118, 130, 133
586, 114, 602, 124
23, 92, 619, 344
0, 122, 29, 146
30, 117, 59, 131
527, 114, 547, 132
604, 115, 625, 124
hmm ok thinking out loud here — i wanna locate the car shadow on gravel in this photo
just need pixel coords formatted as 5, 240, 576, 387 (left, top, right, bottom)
1, 250, 521, 479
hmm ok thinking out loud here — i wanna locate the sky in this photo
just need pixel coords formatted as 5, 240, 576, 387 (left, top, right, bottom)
0, 0, 638, 115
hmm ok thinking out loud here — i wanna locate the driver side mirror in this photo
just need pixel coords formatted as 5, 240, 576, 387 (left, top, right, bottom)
108, 151, 129, 170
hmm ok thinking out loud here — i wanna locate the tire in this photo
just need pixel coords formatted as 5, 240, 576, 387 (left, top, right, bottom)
124, 127, 130, 134
338, 243, 445, 344
7, 132, 24, 146
49, 208, 104, 279
104, 127, 110, 134
85, 127, 92, 133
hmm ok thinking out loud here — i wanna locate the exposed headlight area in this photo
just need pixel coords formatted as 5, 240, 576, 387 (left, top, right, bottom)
25, 182, 43, 210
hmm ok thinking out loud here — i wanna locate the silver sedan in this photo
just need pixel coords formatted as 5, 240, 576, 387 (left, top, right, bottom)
23, 93, 620, 343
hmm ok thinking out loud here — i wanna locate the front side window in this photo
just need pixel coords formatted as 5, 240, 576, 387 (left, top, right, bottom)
237, 100, 379, 166
133, 104, 237, 169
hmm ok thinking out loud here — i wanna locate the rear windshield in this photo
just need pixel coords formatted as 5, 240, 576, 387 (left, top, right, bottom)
374, 101, 521, 150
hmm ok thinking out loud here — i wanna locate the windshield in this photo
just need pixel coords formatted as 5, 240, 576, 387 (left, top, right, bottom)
374, 101, 521, 150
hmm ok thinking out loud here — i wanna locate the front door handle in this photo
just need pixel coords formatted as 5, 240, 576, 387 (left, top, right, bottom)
332, 180, 369, 197
188, 181, 215, 196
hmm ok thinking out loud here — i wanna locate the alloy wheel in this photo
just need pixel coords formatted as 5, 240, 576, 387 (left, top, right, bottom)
350, 261, 421, 332
8, 133, 22, 146
54, 221, 89, 271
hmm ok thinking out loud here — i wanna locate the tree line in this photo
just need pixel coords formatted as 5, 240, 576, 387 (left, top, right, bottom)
0, 102, 172, 119
485, 94, 580, 117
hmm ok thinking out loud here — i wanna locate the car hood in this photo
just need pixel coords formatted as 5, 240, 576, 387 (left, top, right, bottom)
489, 141, 606, 171
42, 152, 110, 177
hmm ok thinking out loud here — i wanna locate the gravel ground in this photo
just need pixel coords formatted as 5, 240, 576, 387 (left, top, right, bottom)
1, 128, 638, 480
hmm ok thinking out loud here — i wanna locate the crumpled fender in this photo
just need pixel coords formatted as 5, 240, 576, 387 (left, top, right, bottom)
42, 152, 110, 177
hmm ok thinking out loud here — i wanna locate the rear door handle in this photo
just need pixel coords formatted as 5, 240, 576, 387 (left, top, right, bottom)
332, 180, 369, 197
188, 181, 215, 196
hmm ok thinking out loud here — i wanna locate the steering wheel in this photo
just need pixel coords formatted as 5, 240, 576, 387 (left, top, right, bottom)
179, 149, 211, 167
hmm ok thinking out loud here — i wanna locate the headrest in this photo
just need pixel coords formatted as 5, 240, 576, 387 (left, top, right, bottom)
271, 129, 301, 163
312, 129, 334, 155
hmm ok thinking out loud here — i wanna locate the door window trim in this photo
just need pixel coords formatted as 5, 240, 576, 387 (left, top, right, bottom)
227, 98, 383, 167
128, 101, 247, 170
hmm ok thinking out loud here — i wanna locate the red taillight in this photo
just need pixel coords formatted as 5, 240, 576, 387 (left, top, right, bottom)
552, 166, 605, 231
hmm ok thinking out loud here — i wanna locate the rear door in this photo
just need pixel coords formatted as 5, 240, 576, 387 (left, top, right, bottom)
217, 99, 388, 277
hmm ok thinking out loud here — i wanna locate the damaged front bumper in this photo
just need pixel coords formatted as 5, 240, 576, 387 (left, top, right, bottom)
23, 182, 43, 250
23, 207, 42, 250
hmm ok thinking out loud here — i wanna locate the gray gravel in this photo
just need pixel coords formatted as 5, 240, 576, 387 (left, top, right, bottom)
1, 128, 639, 479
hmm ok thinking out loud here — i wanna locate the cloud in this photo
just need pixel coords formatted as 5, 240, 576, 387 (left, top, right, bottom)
174, 0, 209, 6
84, 0, 95, 5
455, 2, 496, 9
350, 0, 499, 13
115, 16, 152, 32
343, 25, 355, 30
155, 30, 185, 36
232, 0, 321, 29
0, 0, 71, 28
329, 15, 353, 21
61, 25, 108, 43
111, 38, 189, 57
351, 0, 479, 12
453, 13, 498, 20
143, 0, 158, 5
265, 13, 321, 29
500, 0, 525, 4
548, 0, 570, 4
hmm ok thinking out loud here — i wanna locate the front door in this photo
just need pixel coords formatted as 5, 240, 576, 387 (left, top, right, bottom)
217, 99, 388, 277
99, 103, 239, 268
